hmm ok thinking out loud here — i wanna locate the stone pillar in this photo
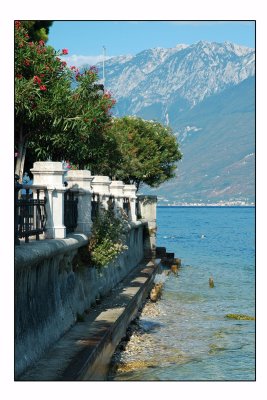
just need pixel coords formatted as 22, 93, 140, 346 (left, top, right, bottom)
137, 195, 157, 259
91, 176, 111, 211
123, 184, 137, 222
66, 170, 93, 235
31, 161, 66, 239
110, 181, 125, 217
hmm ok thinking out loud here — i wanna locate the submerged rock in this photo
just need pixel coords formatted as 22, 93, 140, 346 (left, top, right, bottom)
225, 314, 255, 321
171, 265, 179, 275
150, 283, 163, 302
174, 258, 181, 267
209, 276, 215, 288
208, 343, 226, 355
114, 348, 189, 375
116, 360, 156, 373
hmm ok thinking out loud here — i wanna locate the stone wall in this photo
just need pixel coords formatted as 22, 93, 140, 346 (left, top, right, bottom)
15, 222, 145, 378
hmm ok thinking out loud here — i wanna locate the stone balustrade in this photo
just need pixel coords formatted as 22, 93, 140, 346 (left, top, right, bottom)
67, 170, 93, 235
123, 184, 137, 222
27, 162, 156, 241
31, 161, 67, 239
109, 180, 125, 216
91, 175, 111, 211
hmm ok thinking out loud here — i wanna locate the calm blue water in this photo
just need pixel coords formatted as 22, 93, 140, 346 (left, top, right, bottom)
112, 206, 255, 381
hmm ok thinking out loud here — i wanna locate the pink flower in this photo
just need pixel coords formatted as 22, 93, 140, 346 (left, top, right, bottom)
75, 72, 82, 81
15, 21, 21, 30
103, 91, 111, 99
33, 75, 42, 84
89, 66, 98, 73
65, 160, 71, 169
39, 40, 45, 46
39, 85, 47, 91
62, 48, 68, 55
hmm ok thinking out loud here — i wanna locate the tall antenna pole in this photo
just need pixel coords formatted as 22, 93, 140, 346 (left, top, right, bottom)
102, 45, 106, 88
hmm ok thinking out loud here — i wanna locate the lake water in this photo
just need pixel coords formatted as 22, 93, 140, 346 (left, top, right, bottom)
109, 206, 255, 381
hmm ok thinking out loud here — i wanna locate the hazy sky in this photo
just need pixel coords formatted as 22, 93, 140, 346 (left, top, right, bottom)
47, 20, 255, 67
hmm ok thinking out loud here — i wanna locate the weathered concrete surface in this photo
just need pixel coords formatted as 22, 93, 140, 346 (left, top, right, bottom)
15, 233, 89, 267
138, 195, 157, 259
18, 259, 161, 381
15, 223, 145, 378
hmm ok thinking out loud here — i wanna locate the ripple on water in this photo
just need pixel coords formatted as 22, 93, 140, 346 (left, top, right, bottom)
109, 207, 255, 381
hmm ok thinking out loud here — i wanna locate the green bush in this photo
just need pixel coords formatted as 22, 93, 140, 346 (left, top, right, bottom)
89, 210, 128, 269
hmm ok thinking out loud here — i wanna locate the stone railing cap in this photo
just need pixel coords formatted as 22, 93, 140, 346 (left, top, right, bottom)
31, 161, 64, 172
123, 184, 137, 190
91, 176, 111, 183
67, 170, 92, 178
110, 180, 124, 187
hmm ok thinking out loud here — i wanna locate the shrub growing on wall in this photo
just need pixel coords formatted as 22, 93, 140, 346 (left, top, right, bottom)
88, 210, 128, 269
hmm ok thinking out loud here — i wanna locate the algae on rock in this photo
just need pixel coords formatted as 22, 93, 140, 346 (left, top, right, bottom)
225, 314, 255, 321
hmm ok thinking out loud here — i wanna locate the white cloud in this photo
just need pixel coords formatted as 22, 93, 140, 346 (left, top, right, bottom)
63, 54, 112, 68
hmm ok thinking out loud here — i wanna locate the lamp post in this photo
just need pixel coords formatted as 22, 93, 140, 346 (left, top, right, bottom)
102, 45, 106, 87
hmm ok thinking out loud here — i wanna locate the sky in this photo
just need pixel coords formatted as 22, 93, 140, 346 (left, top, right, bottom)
47, 20, 255, 67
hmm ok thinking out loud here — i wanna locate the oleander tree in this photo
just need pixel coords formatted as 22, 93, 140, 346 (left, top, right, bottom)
15, 20, 117, 178
15, 21, 181, 188
106, 116, 183, 190
15, 20, 71, 177
29, 68, 118, 173
22, 20, 53, 43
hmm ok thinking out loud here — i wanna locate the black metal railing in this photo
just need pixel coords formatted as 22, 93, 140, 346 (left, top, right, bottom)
107, 195, 115, 212
15, 176, 47, 244
123, 197, 130, 217
64, 190, 78, 233
91, 192, 100, 221
135, 197, 142, 219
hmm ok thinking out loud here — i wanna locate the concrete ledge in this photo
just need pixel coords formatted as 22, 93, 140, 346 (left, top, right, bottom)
15, 233, 89, 268
129, 220, 146, 228
18, 258, 161, 381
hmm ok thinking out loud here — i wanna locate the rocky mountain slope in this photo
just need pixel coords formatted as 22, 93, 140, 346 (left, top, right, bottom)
93, 41, 255, 204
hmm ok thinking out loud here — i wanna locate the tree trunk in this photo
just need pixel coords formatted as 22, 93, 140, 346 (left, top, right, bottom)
15, 142, 27, 180
15, 127, 27, 180
135, 180, 141, 192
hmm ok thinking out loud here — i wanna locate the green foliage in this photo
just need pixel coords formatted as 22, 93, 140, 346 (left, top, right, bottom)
21, 21, 53, 42
15, 20, 72, 175
88, 211, 128, 268
15, 22, 181, 191
106, 116, 182, 190
15, 21, 116, 176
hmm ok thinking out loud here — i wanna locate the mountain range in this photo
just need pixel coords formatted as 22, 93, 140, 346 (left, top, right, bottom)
92, 40, 255, 204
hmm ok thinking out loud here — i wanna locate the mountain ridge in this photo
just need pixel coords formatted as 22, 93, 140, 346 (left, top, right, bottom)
90, 41, 255, 204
